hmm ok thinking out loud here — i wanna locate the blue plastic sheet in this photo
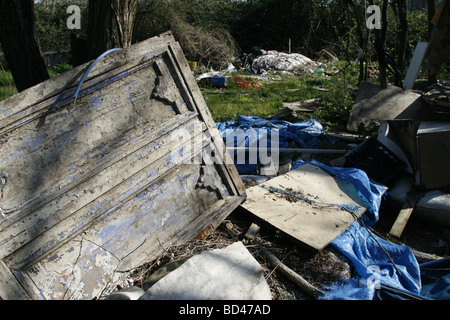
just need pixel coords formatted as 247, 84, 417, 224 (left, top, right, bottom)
216, 115, 324, 174
373, 258, 450, 300
321, 221, 422, 300
291, 160, 424, 300
419, 258, 450, 300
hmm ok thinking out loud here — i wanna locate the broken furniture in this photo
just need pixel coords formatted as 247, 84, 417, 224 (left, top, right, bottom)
346, 81, 450, 237
347, 81, 450, 133
0, 32, 246, 300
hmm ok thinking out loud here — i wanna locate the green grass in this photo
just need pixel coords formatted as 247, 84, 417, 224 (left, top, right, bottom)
0, 66, 17, 101
201, 61, 360, 128
0, 64, 73, 101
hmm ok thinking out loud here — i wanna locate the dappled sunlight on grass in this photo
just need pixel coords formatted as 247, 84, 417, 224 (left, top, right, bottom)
201, 62, 360, 127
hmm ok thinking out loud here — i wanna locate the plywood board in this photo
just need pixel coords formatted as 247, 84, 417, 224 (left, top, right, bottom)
0, 32, 245, 300
240, 163, 370, 250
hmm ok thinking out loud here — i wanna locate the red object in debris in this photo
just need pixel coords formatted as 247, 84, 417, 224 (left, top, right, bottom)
232, 77, 262, 89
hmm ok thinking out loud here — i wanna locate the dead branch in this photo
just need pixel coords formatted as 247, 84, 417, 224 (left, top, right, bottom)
261, 248, 324, 299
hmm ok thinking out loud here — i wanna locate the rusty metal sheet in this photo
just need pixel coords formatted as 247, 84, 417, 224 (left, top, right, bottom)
0, 32, 245, 300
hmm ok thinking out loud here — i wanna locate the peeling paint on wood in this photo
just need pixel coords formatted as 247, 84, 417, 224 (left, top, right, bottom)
0, 32, 245, 300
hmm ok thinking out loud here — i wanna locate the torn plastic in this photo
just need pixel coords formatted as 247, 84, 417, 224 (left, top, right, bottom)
252, 50, 320, 74
417, 257, 450, 300
216, 115, 324, 174
322, 221, 422, 300
291, 160, 424, 300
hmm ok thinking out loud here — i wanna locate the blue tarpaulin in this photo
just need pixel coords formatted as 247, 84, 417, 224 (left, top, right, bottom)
216, 115, 324, 148
216, 115, 324, 174
322, 221, 422, 300
291, 160, 420, 300
419, 257, 450, 300
217, 117, 449, 300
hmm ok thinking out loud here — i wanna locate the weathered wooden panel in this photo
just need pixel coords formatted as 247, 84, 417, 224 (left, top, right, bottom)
0, 32, 245, 300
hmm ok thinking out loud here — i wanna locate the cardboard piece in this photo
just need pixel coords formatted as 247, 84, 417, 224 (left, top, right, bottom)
240, 163, 371, 251
139, 242, 271, 300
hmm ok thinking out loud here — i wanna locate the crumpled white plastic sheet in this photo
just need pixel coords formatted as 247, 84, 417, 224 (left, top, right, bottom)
252, 50, 319, 74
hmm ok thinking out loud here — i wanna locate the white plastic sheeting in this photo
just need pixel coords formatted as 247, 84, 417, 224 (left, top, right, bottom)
252, 50, 320, 74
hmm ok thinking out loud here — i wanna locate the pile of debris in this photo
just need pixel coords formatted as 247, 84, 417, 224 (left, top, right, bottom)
0, 32, 448, 303
103, 78, 450, 301
195, 49, 324, 89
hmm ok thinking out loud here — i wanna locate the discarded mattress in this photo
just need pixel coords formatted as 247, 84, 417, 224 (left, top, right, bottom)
0, 32, 246, 300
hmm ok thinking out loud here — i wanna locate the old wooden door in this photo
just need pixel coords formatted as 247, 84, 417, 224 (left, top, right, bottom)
0, 32, 245, 300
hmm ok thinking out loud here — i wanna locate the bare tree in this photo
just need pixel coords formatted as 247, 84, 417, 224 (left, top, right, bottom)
0, 0, 50, 92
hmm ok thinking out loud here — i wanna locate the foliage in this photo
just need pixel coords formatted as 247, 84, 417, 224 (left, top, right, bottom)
0, 64, 72, 101
201, 63, 361, 127
0, 65, 17, 101
34, 0, 88, 52
133, 0, 238, 68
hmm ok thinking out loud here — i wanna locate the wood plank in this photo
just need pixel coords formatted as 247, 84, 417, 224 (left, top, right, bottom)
241, 163, 370, 251
389, 188, 420, 238
166, 43, 245, 196
403, 42, 428, 90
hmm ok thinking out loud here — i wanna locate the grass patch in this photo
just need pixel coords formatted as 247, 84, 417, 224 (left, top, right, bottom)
0, 64, 73, 101
0, 66, 17, 101
201, 61, 360, 128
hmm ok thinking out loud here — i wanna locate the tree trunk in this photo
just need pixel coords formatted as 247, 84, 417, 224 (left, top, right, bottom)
425, 0, 450, 77
378, 0, 389, 88
347, 0, 367, 84
87, 0, 138, 61
0, 0, 50, 92
427, 0, 437, 84
396, 0, 408, 84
